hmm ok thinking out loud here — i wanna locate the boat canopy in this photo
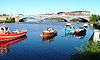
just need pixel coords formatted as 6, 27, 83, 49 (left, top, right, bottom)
0, 26, 9, 34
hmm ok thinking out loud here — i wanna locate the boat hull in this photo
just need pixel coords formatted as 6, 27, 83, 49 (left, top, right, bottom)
75, 30, 86, 36
0, 32, 27, 41
40, 31, 57, 38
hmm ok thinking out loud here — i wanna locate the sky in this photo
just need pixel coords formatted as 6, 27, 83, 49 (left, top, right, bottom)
0, 0, 100, 15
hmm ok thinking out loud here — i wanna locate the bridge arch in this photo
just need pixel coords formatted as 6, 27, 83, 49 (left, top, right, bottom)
42, 16, 68, 22
19, 17, 37, 22
78, 17, 88, 22
70, 17, 88, 22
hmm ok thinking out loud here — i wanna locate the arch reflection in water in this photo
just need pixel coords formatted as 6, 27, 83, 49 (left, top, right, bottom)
0, 36, 27, 55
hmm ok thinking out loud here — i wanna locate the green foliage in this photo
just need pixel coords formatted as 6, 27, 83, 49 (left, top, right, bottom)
5, 19, 15, 23
2, 14, 7, 16
0, 17, 15, 23
90, 14, 100, 22
72, 41, 100, 60
87, 42, 100, 53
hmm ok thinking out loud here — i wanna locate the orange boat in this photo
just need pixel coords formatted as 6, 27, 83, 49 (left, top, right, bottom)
40, 27, 57, 38
0, 26, 27, 41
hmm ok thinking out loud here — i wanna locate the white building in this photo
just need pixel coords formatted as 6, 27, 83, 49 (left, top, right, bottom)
93, 29, 100, 42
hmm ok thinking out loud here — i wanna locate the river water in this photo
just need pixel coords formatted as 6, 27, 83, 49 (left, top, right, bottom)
0, 19, 94, 60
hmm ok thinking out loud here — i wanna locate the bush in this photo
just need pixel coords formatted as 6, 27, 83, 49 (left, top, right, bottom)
72, 41, 100, 60
90, 14, 100, 22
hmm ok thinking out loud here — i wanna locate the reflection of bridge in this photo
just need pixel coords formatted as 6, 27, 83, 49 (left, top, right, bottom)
15, 11, 91, 22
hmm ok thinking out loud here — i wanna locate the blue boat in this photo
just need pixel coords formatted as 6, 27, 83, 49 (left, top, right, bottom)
65, 28, 71, 34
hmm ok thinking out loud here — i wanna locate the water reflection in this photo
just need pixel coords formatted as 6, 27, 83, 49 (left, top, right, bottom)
75, 32, 86, 39
65, 33, 86, 39
65, 26, 87, 39
0, 36, 27, 55
42, 35, 57, 42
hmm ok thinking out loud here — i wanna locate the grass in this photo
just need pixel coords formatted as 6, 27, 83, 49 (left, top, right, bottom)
88, 21, 99, 24
0, 19, 15, 23
72, 41, 100, 60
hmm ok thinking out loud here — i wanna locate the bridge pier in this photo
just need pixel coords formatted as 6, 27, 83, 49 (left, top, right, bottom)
15, 16, 19, 23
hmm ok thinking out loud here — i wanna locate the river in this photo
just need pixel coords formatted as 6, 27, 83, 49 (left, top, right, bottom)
0, 19, 94, 60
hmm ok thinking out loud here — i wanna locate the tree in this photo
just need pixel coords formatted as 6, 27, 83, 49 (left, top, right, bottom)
90, 14, 98, 22
2, 14, 7, 16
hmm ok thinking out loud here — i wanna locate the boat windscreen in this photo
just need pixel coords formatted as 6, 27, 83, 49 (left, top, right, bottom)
5, 27, 8, 30
1, 28, 4, 30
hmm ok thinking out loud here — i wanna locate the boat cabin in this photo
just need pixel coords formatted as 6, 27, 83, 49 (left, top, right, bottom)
0, 26, 9, 34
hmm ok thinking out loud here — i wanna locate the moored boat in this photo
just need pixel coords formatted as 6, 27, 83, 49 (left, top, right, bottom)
0, 26, 27, 41
66, 23, 71, 26
75, 27, 86, 36
40, 27, 57, 38
65, 26, 75, 34
65, 23, 71, 34
93, 23, 100, 29
84, 23, 88, 29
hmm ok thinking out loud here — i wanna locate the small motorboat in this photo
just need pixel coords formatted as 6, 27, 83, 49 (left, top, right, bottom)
75, 27, 86, 36
66, 23, 71, 26
70, 27, 75, 34
84, 23, 88, 28
65, 23, 71, 34
40, 27, 57, 38
65, 26, 75, 34
93, 23, 100, 29
0, 26, 27, 41
65, 28, 71, 34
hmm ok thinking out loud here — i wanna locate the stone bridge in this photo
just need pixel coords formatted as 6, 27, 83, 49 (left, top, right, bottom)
15, 11, 91, 22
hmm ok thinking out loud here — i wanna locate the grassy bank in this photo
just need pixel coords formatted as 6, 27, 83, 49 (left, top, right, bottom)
72, 41, 100, 60
0, 19, 15, 23
88, 21, 99, 24
89, 14, 100, 24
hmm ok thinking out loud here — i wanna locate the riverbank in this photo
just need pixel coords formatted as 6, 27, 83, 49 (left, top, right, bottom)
0, 19, 15, 23
71, 26, 100, 60
72, 41, 100, 60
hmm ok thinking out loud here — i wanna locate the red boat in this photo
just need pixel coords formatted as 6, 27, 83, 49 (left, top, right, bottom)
75, 27, 86, 36
0, 36, 27, 55
0, 26, 27, 41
